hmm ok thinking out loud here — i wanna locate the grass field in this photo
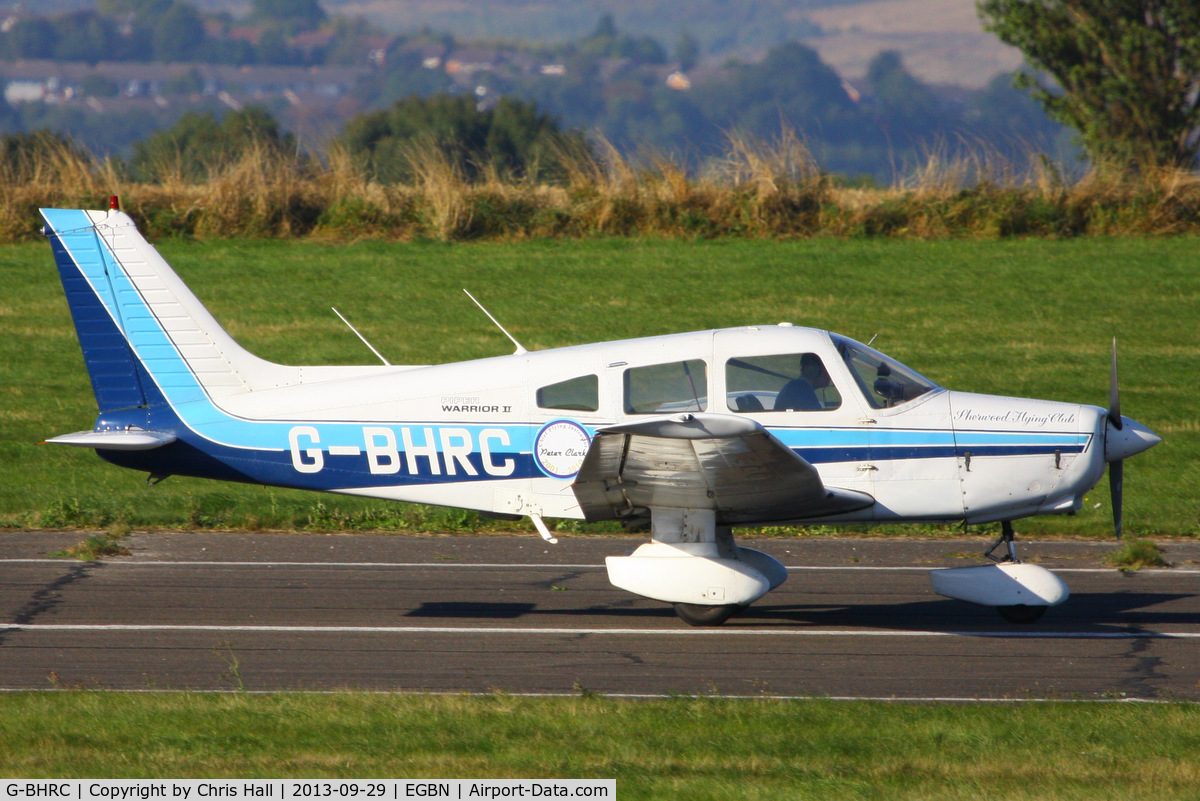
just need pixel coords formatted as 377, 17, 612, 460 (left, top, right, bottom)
2, 234, 1197, 537
2, 693, 1200, 798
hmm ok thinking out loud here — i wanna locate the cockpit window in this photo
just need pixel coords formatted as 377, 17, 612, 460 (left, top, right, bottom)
537, 374, 599, 412
726, 353, 842, 412
833, 335, 938, 408
624, 360, 707, 414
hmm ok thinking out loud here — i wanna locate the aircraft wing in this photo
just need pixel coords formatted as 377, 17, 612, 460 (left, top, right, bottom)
571, 413, 874, 525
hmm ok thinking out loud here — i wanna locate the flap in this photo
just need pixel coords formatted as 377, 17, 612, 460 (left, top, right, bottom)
571, 413, 873, 524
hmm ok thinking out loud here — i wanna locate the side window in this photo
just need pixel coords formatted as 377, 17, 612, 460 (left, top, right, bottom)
624, 360, 707, 414
725, 353, 842, 412
537, 374, 600, 412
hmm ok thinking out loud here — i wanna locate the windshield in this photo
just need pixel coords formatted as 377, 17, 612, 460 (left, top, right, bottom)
832, 335, 939, 409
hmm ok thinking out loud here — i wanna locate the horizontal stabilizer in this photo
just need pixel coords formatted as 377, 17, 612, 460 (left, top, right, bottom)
45, 429, 177, 451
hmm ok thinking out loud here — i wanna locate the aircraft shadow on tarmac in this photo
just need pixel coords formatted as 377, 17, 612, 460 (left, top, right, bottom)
742, 592, 1198, 630
407, 602, 538, 619
404, 592, 1197, 631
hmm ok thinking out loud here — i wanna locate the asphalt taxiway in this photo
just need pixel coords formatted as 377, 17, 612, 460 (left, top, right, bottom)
2, 532, 1198, 699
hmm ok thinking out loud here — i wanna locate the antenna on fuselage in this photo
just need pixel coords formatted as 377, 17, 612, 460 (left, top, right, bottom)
866, 332, 880, 348
331, 307, 391, 366
463, 289, 528, 356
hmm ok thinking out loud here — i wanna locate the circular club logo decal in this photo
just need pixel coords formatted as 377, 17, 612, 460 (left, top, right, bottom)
535, 420, 591, 479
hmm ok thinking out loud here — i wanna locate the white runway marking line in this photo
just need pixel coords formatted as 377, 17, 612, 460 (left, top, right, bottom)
2, 623, 1197, 639
3, 559, 1197, 575
0, 687, 1181, 703
0, 687, 1180, 702
0, 559, 605, 568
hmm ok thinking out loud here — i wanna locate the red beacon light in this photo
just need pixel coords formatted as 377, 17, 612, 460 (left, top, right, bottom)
108, 195, 120, 211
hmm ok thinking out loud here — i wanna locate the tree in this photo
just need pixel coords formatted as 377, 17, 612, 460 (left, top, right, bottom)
590, 14, 618, 41
339, 95, 587, 183
152, 3, 207, 62
251, 0, 326, 34
51, 12, 117, 63
257, 29, 298, 65
4, 17, 59, 59
967, 71, 1075, 163
127, 106, 295, 181
864, 50, 953, 147
676, 33, 700, 71
97, 0, 174, 15
576, 14, 666, 65
978, 0, 1200, 169
701, 42, 856, 138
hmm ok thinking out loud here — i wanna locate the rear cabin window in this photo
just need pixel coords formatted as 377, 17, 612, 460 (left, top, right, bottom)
726, 353, 842, 412
537, 374, 600, 412
624, 360, 707, 414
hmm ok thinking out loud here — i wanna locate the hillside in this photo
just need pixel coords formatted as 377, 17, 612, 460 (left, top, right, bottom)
325, 0, 1023, 87
0, 0, 1055, 178
33, 0, 1022, 89
804, 0, 1022, 87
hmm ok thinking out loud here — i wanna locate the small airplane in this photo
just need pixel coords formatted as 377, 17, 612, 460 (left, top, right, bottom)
41, 201, 1161, 625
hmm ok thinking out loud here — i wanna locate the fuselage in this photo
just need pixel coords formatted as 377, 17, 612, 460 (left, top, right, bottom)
96, 323, 1113, 528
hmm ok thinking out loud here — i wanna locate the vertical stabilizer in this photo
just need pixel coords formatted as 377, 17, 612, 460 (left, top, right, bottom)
41, 208, 295, 415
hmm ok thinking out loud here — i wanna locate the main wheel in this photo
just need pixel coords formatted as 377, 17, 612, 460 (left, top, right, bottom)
672, 603, 743, 626
997, 604, 1046, 624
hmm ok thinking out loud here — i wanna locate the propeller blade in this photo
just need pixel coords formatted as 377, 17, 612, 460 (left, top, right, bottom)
1109, 338, 1124, 539
1110, 458, 1124, 539
1109, 337, 1123, 430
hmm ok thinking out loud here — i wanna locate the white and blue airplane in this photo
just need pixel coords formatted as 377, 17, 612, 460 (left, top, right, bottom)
41, 203, 1161, 625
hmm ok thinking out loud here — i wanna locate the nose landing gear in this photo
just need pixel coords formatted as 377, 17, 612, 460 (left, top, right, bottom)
930, 520, 1068, 623
983, 521, 1046, 623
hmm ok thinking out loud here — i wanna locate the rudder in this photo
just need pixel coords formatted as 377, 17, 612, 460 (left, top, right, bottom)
44, 209, 150, 412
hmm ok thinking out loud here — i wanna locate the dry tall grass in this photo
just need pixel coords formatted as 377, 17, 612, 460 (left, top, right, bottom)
7, 135, 1200, 242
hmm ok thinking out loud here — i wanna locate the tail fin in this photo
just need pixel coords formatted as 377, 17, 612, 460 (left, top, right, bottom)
45, 209, 151, 412
41, 208, 293, 414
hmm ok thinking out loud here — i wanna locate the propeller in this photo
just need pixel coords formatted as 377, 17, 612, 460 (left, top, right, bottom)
1108, 338, 1123, 539
1104, 338, 1162, 539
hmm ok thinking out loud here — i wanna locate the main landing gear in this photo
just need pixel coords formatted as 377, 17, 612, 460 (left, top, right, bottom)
604, 508, 788, 627
672, 603, 746, 627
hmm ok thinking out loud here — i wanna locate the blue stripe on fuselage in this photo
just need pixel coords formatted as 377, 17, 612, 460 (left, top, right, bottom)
771, 426, 1089, 465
